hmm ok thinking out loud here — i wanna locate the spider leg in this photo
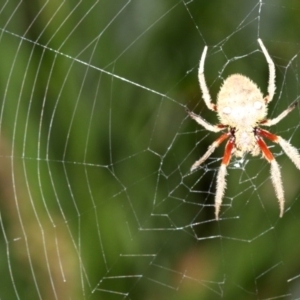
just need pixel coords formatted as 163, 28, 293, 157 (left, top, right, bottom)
260, 100, 298, 126
255, 133, 284, 217
258, 39, 276, 104
187, 109, 225, 133
198, 45, 217, 111
215, 137, 235, 220
257, 128, 300, 170
191, 132, 230, 171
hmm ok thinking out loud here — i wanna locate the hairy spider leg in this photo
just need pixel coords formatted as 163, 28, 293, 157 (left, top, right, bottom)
191, 132, 230, 171
260, 100, 298, 127
257, 128, 300, 169
258, 39, 276, 104
215, 137, 235, 220
198, 45, 217, 111
186, 109, 225, 133
255, 133, 284, 217
256, 128, 278, 142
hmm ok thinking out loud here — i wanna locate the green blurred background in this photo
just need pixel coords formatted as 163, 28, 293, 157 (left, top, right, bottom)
0, 0, 300, 299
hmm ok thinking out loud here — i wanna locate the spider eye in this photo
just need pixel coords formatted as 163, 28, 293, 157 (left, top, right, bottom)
254, 101, 263, 110
223, 107, 231, 114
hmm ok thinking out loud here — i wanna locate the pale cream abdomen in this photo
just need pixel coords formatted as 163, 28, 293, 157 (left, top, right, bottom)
217, 74, 267, 127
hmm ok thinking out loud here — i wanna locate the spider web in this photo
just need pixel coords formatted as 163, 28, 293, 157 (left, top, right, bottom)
1, 0, 300, 299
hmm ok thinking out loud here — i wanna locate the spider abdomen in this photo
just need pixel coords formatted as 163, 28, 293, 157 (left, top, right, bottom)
217, 74, 267, 127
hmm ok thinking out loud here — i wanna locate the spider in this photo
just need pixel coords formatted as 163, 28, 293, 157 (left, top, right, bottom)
187, 39, 300, 220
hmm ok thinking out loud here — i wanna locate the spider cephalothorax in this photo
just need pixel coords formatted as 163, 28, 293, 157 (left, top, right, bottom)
187, 39, 300, 219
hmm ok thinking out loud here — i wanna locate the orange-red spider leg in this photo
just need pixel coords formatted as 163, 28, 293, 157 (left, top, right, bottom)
255, 134, 284, 217
257, 127, 300, 171
256, 135, 275, 162
191, 132, 231, 171
215, 137, 235, 220
222, 138, 235, 165
216, 132, 231, 144
256, 128, 278, 143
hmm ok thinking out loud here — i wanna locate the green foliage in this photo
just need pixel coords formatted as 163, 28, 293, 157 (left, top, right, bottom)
1, 0, 300, 299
